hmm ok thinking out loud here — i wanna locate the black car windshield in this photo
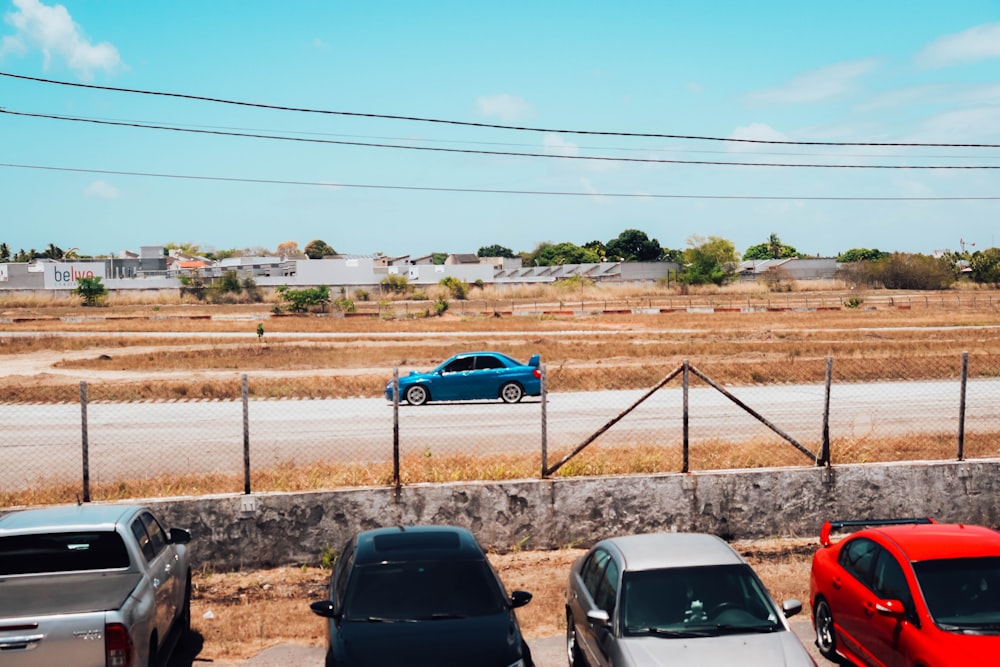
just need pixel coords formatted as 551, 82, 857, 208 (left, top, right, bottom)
622, 564, 782, 637
342, 559, 507, 621
914, 557, 1000, 630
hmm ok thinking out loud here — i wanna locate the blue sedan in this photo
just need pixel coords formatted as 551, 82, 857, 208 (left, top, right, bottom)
385, 351, 542, 405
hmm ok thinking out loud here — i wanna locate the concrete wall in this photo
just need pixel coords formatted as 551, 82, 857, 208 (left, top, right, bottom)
136, 459, 1000, 571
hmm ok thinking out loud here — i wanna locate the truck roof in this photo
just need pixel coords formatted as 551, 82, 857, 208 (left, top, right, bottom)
0, 504, 143, 535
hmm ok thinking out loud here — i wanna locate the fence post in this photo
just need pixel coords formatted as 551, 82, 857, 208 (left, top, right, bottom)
540, 365, 548, 477
682, 360, 690, 473
392, 368, 400, 488
821, 357, 832, 466
242, 374, 251, 494
80, 380, 90, 503
958, 352, 968, 461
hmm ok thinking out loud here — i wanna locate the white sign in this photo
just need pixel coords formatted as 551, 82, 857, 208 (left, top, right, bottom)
0, 264, 7, 282
43, 262, 107, 289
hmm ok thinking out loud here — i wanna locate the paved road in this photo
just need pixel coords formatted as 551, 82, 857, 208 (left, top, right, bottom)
3, 378, 993, 491
170, 618, 826, 666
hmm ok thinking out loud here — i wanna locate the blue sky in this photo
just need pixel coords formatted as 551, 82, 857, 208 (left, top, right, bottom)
1, 0, 999, 259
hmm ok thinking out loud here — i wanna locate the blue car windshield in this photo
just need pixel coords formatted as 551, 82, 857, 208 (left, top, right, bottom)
343, 559, 507, 621
622, 564, 782, 636
915, 557, 1000, 628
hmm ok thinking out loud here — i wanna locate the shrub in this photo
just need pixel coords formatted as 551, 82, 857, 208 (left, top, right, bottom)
381, 274, 409, 294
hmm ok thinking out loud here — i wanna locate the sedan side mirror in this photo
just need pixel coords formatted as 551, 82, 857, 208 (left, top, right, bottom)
782, 599, 803, 618
875, 599, 906, 618
586, 609, 611, 627
510, 590, 532, 609
310, 600, 341, 620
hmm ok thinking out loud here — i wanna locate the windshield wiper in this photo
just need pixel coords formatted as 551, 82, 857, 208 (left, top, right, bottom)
939, 622, 1000, 634
713, 623, 780, 634
629, 627, 716, 638
415, 613, 468, 620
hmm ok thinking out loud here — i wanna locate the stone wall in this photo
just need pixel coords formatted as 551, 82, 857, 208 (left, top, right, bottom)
139, 459, 1000, 571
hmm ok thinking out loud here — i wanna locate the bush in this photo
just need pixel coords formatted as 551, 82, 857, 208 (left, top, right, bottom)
439, 276, 469, 300
275, 285, 331, 313
73, 276, 108, 307
381, 274, 410, 294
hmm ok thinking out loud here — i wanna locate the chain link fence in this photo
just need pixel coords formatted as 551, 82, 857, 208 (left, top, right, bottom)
2, 352, 998, 507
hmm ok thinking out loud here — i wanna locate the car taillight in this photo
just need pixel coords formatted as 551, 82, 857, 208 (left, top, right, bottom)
533, 369, 541, 379
105, 623, 133, 667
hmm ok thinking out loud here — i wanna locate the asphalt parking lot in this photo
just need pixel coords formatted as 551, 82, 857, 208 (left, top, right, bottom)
219, 618, 824, 666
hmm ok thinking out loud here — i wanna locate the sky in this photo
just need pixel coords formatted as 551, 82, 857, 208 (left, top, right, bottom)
1, 0, 999, 260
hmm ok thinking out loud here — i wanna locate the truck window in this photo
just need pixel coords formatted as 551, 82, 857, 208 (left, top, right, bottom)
140, 512, 167, 556
0, 532, 130, 574
131, 519, 156, 562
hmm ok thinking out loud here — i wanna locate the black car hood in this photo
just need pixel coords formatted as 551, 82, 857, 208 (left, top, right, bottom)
337, 612, 523, 667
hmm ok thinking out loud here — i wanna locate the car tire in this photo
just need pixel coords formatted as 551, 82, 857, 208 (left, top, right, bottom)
500, 382, 524, 404
566, 610, 585, 667
405, 385, 429, 406
814, 598, 838, 660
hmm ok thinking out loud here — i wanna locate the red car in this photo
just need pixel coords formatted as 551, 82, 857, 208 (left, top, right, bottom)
809, 517, 1000, 666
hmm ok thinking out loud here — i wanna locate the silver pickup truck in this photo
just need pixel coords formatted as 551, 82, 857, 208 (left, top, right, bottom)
0, 504, 192, 667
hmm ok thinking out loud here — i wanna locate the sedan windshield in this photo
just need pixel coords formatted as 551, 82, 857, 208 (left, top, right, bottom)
915, 557, 1000, 631
622, 564, 783, 637
342, 559, 506, 621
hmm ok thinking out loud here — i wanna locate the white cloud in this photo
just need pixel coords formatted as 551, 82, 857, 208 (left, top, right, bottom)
917, 22, 1000, 69
745, 58, 880, 105
543, 133, 578, 158
1, 0, 122, 80
476, 93, 532, 122
727, 123, 790, 152
84, 180, 120, 199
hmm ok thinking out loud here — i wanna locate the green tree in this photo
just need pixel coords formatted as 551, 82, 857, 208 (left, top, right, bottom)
73, 275, 108, 306
582, 240, 607, 260
0, 243, 9, 262
605, 229, 663, 261
872, 253, 954, 290
217, 270, 242, 294
477, 244, 517, 258
967, 248, 1000, 285
432, 252, 448, 265
439, 275, 469, 299
275, 285, 331, 312
43, 243, 64, 260
380, 273, 410, 294
744, 233, 800, 260
304, 239, 336, 259
838, 248, 889, 262
681, 235, 738, 285
533, 242, 600, 266
165, 242, 201, 256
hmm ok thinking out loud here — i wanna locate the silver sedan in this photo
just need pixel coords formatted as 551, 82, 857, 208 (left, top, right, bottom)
565, 532, 816, 666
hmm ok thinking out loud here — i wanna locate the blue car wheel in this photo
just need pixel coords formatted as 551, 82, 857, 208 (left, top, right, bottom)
405, 385, 429, 406
499, 382, 524, 404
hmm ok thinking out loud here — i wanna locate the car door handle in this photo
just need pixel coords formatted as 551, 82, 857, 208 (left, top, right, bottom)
831, 576, 842, 589
0, 634, 44, 651
864, 601, 876, 617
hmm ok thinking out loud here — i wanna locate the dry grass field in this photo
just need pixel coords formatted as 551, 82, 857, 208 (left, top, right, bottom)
3, 283, 999, 660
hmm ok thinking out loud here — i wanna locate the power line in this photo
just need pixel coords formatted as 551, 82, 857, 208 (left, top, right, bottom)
4, 70, 1000, 149
4, 162, 999, 200
4, 109, 999, 170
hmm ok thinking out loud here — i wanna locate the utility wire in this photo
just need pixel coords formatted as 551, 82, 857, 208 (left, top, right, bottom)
4, 162, 1000, 200
3, 109, 998, 170
8, 110, 1000, 160
4, 70, 1000, 149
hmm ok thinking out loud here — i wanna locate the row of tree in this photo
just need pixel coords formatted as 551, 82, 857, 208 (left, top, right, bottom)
5, 231, 1000, 288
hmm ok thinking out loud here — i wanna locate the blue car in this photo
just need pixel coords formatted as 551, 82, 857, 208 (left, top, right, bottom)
385, 351, 541, 405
